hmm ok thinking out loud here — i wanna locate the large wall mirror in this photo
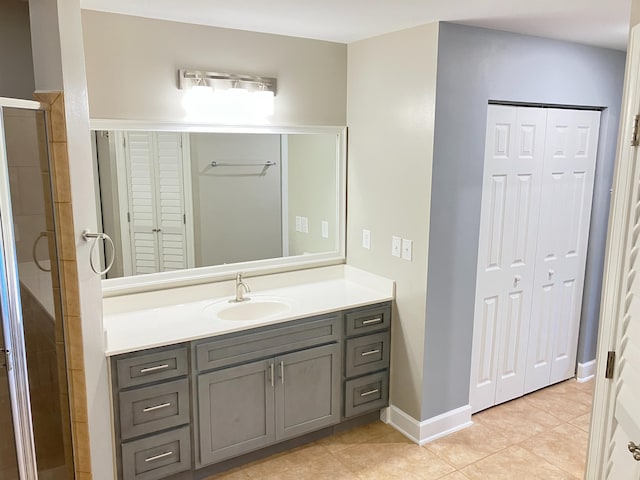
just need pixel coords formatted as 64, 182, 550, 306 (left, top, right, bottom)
90, 122, 346, 294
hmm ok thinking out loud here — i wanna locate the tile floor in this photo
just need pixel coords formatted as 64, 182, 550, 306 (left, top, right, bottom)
207, 379, 594, 480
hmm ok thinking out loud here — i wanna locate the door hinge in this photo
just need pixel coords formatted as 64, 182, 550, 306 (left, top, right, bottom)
605, 351, 616, 379
183, 214, 186, 225
0, 348, 11, 370
123, 136, 127, 148
127, 212, 131, 223
631, 115, 640, 146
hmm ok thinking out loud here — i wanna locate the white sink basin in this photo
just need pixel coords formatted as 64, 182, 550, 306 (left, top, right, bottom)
206, 296, 292, 321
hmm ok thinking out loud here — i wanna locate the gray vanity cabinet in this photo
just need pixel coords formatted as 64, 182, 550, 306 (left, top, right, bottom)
111, 302, 392, 479
275, 343, 341, 440
343, 303, 391, 418
196, 340, 341, 466
197, 359, 276, 465
111, 345, 192, 480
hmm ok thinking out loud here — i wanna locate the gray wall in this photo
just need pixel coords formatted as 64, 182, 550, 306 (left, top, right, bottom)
0, 0, 35, 99
190, 133, 282, 266
423, 22, 625, 419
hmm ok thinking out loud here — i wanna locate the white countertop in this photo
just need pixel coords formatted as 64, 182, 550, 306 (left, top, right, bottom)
103, 265, 394, 356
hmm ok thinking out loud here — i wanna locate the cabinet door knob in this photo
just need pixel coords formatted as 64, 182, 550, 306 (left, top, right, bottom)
548, 269, 555, 280
513, 275, 521, 287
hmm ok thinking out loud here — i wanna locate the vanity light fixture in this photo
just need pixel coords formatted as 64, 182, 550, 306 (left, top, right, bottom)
178, 69, 276, 122
178, 69, 277, 95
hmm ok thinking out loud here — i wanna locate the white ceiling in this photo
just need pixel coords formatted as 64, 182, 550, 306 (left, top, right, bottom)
80, 0, 632, 51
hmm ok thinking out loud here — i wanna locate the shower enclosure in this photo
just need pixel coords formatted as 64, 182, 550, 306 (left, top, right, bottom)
0, 98, 74, 479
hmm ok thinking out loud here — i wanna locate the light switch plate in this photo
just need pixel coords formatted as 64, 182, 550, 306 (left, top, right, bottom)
321, 221, 329, 238
391, 236, 401, 257
402, 238, 413, 261
362, 229, 371, 249
301, 217, 309, 233
295, 216, 302, 232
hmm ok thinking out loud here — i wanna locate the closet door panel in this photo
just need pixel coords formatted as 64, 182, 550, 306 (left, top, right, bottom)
525, 109, 600, 392
125, 132, 161, 275
470, 105, 545, 412
155, 132, 189, 272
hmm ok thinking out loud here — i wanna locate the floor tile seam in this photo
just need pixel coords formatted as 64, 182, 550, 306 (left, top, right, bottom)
432, 443, 514, 472
524, 447, 583, 479
418, 446, 459, 472
329, 451, 383, 479
520, 397, 570, 423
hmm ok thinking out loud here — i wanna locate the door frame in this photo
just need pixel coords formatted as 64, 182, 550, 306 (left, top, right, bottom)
0, 96, 47, 480
586, 24, 640, 478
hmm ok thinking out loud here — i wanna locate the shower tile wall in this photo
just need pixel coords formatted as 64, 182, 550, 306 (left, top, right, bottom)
4, 106, 73, 480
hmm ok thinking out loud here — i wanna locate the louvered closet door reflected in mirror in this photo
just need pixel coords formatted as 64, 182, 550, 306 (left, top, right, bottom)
121, 131, 194, 276
469, 104, 600, 413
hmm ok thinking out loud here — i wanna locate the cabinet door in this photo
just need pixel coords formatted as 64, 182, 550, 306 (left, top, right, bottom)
274, 343, 340, 441
197, 359, 274, 466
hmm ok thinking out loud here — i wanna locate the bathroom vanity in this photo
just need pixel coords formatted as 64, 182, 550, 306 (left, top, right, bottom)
103, 266, 394, 480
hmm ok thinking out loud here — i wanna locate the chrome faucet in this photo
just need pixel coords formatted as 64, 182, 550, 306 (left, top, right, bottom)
232, 272, 251, 303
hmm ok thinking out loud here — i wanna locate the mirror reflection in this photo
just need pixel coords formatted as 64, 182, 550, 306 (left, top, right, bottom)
93, 130, 341, 279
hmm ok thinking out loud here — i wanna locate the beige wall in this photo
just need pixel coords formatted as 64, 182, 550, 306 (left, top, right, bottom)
346, 23, 439, 420
0, 0, 35, 99
632, 0, 640, 26
287, 133, 338, 255
81, 11, 347, 126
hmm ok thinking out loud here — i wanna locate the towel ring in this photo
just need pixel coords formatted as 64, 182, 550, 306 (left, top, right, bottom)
82, 230, 115, 276
32, 231, 51, 272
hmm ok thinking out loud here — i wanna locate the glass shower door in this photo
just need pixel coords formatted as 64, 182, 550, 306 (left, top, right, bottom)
0, 321, 19, 480
0, 99, 74, 479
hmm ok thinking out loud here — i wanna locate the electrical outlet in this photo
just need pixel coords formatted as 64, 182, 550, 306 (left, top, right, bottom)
402, 238, 413, 261
322, 221, 329, 238
391, 236, 401, 257
362, 229, 371, 249
295, 216, 302, 232
301, 216, 309, 233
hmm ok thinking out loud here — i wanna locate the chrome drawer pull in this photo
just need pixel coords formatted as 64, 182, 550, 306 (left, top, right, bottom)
360, 388, 380, 397
362, 318, 382, 325
140, 364, 170, 374
143, 402, 171, 413
361, 349, 381, 357
144, 451, 173, 462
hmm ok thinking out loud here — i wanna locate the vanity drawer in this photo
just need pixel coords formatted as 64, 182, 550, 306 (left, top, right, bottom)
195, 314, 340, 371
119, 379, 190, 440
116, 346, 188, 389
121, 426, 191, 480
345, 304, 390, 337
344, 371, 389, 419
345, 331, 390, 378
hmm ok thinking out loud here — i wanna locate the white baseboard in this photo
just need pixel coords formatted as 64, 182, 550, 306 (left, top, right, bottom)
387, 404, 472, 445
577, 359, 596, 383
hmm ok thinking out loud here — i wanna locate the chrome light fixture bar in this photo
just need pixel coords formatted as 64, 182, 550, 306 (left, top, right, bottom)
178, 69, 277, 95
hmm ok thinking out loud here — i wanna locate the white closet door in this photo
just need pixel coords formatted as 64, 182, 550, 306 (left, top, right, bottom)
525, 109, 600, 392
154, 132, 189, 272
125, 131, 159, 275
470, 105, 546, 413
